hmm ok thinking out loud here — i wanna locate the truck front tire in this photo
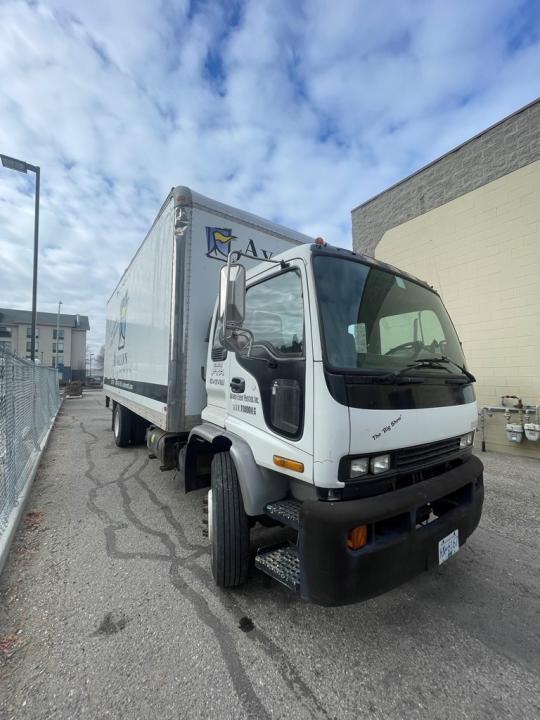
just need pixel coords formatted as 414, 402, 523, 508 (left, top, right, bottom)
113, 403, 132, 447
210, 452, 250, 588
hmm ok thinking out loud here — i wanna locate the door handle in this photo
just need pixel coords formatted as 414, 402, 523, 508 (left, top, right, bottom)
230, 377, 245, 393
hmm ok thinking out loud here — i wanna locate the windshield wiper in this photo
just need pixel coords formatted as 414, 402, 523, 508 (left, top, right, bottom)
379, 356, 475, 384
380, 358, 450, 383
425, 355, 476, 382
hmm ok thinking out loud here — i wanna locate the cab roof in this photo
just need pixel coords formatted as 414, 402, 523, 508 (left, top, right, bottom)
309, 243, 434, 292
252, 241, 435, 293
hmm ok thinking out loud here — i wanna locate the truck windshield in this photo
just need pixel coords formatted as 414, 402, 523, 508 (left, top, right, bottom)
312, 255, 467, 377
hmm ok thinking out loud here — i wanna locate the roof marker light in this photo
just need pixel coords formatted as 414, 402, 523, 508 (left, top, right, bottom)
314, 237, 327, 247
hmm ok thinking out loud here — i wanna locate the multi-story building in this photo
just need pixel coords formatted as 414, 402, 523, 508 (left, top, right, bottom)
0, 308, 90, 381
351, 98, 540, 458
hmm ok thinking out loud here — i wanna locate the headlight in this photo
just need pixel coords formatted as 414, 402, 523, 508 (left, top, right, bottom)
370, 454, 390, 474
350, 457, 369, 477
460, 432, 474, 448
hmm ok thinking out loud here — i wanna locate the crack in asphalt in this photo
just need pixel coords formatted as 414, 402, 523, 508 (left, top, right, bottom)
137, 477, 331, 719
114, 472, 271, 718
40, 411, 329, 720
77, 414, 331, 719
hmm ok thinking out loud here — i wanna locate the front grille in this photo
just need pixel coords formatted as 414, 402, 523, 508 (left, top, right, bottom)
394, 436, 461, 470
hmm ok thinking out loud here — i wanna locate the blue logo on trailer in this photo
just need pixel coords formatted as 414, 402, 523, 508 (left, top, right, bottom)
206, 227, 237, 258
118, 291, 128, 350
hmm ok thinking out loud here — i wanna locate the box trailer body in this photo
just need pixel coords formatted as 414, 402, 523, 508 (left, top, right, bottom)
104, 187, 309, 432
105, 190, 484, 606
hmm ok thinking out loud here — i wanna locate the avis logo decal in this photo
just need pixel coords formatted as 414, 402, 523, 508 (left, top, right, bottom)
118, 291, 128, 350
206, 227, 237, 258
205, 227, 275, 261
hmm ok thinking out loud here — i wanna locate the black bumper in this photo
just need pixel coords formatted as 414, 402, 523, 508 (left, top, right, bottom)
299, 455, 484, 606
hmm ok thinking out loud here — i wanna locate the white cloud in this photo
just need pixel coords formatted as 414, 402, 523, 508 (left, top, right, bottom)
0, 0, 539, 354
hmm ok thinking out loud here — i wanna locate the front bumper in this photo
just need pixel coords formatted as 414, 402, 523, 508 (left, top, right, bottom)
299, 454, 484, 606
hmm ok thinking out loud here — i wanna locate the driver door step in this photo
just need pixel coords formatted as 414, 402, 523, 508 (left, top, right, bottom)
264, 498, 302, 530
254, 544, 300, 591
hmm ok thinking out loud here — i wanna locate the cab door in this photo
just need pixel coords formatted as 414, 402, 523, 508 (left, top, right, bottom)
225, 260, 314, 482
202, 304, 229, 428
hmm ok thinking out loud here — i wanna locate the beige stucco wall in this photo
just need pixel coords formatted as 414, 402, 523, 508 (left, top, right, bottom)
375, 159, 540, 457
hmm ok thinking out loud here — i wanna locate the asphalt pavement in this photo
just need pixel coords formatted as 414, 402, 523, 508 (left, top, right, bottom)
0, 392, 539, 719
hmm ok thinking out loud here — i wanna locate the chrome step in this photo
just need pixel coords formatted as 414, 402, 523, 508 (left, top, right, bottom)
255, 544, 300, 591
264, 498, 302, 530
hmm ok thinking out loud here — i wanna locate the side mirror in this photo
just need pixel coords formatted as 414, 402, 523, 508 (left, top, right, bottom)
219, 262, 251, 354
219, 263, 246, 326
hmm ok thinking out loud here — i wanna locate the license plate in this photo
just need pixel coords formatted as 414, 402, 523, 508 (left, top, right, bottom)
438, 530, 459, 565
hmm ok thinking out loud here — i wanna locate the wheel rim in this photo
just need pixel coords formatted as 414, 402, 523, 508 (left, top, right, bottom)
113, 407, 120, 438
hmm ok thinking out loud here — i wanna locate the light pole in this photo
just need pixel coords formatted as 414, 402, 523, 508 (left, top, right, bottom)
89, 352, 94, 381
1, 154, 40, 362
55, 300, 62, 369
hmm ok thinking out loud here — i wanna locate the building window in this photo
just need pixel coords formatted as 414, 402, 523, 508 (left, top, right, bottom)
26, 327, 39, 338
52, 342, 64, 354
26, 340, 39, 352
53, 329, 64, 340
0, 326, 12, 339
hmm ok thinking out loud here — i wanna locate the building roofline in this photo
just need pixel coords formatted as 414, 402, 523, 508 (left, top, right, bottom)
351, 96, 540, 213
0, 308, 90, 331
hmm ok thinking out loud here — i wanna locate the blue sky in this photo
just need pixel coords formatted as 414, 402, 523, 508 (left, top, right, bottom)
0, 0, 539, 353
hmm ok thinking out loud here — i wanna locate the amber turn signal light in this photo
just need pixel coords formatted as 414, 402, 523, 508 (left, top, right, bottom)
347, 525, 367, 550
273, 455, 304, 473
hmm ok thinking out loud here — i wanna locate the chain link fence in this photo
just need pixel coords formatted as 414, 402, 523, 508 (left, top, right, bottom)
0, 344, 61, 534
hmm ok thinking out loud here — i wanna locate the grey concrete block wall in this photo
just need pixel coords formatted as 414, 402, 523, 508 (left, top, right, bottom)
352, 98, 540, 256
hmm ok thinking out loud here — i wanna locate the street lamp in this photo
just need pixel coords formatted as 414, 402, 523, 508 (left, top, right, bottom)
55, 300, 62, 369
1, 154, 40, 362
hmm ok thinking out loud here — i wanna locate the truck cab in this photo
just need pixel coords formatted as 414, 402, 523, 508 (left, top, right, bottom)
186, 240, 484, 605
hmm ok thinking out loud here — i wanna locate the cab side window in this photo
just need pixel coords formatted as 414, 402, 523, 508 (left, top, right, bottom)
245, 270, 304, 357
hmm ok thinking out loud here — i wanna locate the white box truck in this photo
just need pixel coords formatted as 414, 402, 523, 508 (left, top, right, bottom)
105, 186, 484, 605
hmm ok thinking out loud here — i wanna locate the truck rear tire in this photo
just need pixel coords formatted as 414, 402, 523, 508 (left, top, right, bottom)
113, 403, 132, 447
210, 452, 249, 588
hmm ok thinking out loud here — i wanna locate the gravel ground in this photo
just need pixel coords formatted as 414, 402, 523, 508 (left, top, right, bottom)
0, 393, 539, 720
